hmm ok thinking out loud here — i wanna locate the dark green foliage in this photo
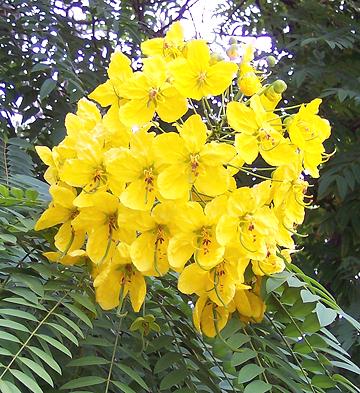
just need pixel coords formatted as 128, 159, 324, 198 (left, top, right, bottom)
216, 0, 360, 383
1, 0, 359, 391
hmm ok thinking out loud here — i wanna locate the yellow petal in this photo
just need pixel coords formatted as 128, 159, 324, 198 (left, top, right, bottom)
235, 133, 259, 164
88, 80, 117, 107
153, 132, 186, 166
119, 98, 155, 127
216, 215, 239, 246
35, 146, 54, 166
234, 289, 252, 317
157, 165, 189, 200
178, 263, 207, 294
195, 165, 230, 196
200, 142, 236, 166
206, 60, 237, 96
120, 179, 155, 211
193, 294, 207, 333
86, 225, 111, 264
201, 303, 228, 337
35, 206, 71, 230
196, 239, 225, 269
60, 159, 95, 187
130, 232, 156, 273
141, 37, 164, 57
94, 265, 122, 310
186, 40, 210, 68
129, 271, 146, 312
157, 87, 188, 123
227, 101, 258, 134
168, 234, 194, 270
107, 51, 132, 81
49, 184, 76, 209
178, 114, 207, 153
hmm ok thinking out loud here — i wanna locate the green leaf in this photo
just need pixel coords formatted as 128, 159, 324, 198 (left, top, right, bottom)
227, 333, 250, 348
111, 381, 136, 393
70, 292, 96, 314
0, 308, 37, 321
116, 363, 149, 390
238, 364, 265, 384
265, 272, 292, 294
60, 377, 105, 390
54, 313, 84, 338
63, 304, 92, 328
315, 303, 337, 327
160, 369, 187, 390
45, 322, 79, 345
311, 375, 336, 388
331, 361, 360, 375
302, 313, 321, 334
0, 331, 21, 343
0, 319, 30, 333
0, 380, 22, 393
36, 334, 72, 357
39, 78, 57, 100
66, 356, 109, 367
18, 357, 54, 386
28, 346, 62, 374
231, 349, 256, 366
244, 380, 272, 393
300, 289, 320, 303
154, 352, 182, 374
10, 369, 43, 393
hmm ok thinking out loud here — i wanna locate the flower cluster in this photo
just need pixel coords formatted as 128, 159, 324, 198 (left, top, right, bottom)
35, 22, 331, 337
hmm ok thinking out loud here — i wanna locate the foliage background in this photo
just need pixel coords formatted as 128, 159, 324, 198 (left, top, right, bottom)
0, 0, 359, 392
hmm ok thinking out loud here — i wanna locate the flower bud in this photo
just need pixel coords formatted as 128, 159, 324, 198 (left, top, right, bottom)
273, 79, 287, 93
226, 44, 239, 60
266, 55, 276, 67
210, 52, 224, 65
229, 37, 237, 45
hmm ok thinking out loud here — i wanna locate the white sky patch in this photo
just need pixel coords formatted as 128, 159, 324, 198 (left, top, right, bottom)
180, 0, 272, 53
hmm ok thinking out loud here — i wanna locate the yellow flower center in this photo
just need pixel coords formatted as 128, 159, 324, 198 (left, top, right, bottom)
86, 167, 106, 192
197, 72, 207, 86
148, 88, 160, 106
201, 227, 212, 255
108, 214, 118, 231
155, 225, 165, 246
143, 168, 155, 193
190, 154, 200, 177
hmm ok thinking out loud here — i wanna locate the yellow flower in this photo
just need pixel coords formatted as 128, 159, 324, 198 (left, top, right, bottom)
60, 132, 124, 195
238, 44, 262, 96
170, 40, 238, 100
167, 197, 227, 270
154, 114, 236, 199
88, 51, 132, 107
72, 192, 122, 264
106, 130, 161, 210
271, 161, 309, 226
119, 56, 187, 126
141, 21, 186, 60
234, 287, 265, 323
35, 184, 85, 265
129, 202, 175, 276
227, 95, 297, 166
193, 294, 232, 337
178, 248, 250, 307
93, 244, 146, 312
286, 98, 331, 177
216, 183, 278, 259
251, 247, 285, 276
43, 250, 86, 266
102, 104, 132, 149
